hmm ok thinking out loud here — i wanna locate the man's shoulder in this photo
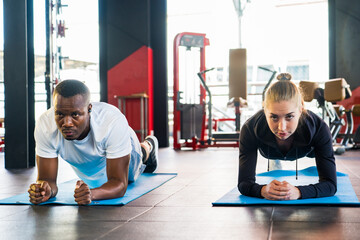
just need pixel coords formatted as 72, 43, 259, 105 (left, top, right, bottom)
89, 102, 131, 148
37, 107, 56, 126
35, 107, 59, 140
92, 102, 120, 114
90, 102, 128, 127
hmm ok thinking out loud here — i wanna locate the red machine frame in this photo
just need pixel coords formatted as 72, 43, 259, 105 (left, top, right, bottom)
173, 32, 208, 150
173, 32, 239, 150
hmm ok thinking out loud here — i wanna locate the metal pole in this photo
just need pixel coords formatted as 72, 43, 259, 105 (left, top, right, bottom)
45, 0, 52, 109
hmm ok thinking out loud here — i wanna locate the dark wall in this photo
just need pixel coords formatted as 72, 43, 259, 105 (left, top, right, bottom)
3, 0, 35, 168
150, 2, 169, 148
99, 1, 150, 76
99, 0, 169, 147
329, 0, 360, 90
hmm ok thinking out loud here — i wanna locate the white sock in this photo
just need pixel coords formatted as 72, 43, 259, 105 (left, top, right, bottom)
146, 140, 153, 152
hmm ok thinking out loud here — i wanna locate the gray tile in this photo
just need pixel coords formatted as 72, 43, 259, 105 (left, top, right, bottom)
188, 171, 237, 187
100, 221, 270, 240
0, 146, 359, 240
271, 222, 360, 240
156, 187, 224, 207
145, 184, 184, 195
0, 205, 30, 219
133, 206, 273, 223
0, 219, 123, 240
273, 206, 342, 222
126, 194, 171, 207
4, 205, 152, 222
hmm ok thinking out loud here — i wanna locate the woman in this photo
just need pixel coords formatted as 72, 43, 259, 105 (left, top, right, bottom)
238, 73, 337, 200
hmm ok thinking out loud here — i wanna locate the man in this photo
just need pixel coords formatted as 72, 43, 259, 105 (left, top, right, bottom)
28, 79, 158, 205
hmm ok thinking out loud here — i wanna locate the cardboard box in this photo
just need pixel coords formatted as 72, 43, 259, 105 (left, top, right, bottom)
229, 49, 247, 100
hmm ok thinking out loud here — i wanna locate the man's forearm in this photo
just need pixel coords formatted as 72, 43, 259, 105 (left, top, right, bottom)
90, 180, 127, 200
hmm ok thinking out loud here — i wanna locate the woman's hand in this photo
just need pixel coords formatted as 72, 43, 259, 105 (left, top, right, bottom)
261, 179, 301, 200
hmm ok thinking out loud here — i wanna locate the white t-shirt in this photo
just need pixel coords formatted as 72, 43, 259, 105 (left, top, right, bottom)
35, 102, 138, 188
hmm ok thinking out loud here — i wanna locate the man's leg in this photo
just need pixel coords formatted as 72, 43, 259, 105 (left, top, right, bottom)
128, 129, 146, 182
140, 136, 158, 173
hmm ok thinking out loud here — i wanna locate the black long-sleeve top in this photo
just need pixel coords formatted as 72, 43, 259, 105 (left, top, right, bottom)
238, 110, 337, 199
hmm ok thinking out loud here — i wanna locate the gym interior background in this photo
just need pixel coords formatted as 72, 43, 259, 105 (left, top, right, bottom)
0, 0, 360, 239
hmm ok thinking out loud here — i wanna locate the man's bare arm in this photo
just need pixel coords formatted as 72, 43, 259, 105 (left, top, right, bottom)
74, 154, 130, 204
28, 156, 59, 204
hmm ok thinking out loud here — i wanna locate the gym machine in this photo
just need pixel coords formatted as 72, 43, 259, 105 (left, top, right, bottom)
173, 32, 247, 150
173, 32, 209, 150
299, 78, 357, 154
353, 104, 360, 148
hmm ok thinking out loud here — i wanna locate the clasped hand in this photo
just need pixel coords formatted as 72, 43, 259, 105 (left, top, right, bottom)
261, 179, 301, 200
28, 181, 52, 204
28, 180, 92, 205
74, 180, 92, 205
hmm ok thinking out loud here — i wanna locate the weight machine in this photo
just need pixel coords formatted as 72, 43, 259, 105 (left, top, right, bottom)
173, 32, 208, 150
299, 78, 356, 154
173, 32, 246, 150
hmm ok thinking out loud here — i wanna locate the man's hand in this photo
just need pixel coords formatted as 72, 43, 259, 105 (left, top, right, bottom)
74, 180, 92, 205
28, 181, 53, 204
261, 179, 301, 200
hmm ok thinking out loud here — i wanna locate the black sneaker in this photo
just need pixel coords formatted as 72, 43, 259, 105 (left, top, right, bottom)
143, 135, 158, 173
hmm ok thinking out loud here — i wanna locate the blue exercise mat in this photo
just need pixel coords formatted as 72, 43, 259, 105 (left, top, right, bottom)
0, 173, 177, 206
213, 167, 360, 206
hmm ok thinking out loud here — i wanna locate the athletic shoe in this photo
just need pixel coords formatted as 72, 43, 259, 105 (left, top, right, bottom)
143, 135, 158, 173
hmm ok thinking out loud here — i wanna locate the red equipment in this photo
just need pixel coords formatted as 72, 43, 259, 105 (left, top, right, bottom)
173, 32, 240, 150
108, 46, 154, 141
173, 32, 208, 150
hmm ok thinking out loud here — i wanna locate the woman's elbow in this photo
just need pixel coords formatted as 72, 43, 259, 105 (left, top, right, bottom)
330, 182, 337, 196
237, 182, 248, 196
322, 181, 337, 197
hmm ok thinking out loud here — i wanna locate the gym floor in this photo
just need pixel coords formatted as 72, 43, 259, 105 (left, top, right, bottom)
0, 147, 360, 239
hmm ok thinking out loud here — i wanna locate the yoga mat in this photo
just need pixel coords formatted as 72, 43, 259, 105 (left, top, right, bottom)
213, 167, 360, 206
0, 173, 177, 206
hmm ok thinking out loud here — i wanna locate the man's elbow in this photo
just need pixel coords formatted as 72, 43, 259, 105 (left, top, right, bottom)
113, 181, 127, 198
117, 188, 127, 198
116, 192, 125, 198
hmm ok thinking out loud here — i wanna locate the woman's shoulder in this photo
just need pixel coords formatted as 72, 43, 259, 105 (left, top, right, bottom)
300, 109, 331, 138
241, 109, 268, 138
243, 109, 266, 128
303, 110, 326, 127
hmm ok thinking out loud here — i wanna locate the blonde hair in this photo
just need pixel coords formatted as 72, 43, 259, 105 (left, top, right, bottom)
263, 73, 306, 114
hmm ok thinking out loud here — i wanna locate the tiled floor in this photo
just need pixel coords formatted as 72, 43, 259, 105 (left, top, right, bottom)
0, 147, 360, 239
